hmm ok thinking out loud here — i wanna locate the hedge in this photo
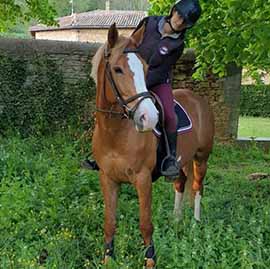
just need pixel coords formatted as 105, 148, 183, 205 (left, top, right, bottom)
0, 53, 95, 136
240, 85, 270, 117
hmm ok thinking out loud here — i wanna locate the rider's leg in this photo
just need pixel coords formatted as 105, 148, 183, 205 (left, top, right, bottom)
151, 83, 179, 179
163, 130, 179, 177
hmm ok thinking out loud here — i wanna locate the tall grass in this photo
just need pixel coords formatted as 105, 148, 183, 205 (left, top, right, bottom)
0, 132, 269, 268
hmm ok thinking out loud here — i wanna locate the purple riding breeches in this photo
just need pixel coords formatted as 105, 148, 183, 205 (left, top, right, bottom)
150, 83, 177, 133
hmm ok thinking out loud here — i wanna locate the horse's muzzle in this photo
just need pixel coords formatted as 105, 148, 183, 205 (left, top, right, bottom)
133, 99, 159, 132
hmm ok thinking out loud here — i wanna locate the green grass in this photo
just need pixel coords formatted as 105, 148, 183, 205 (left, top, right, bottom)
0, 132, 270, 268
238, 116, 270, 138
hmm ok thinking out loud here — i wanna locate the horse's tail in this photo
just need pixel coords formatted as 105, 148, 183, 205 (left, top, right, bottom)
184, 160, 194, 206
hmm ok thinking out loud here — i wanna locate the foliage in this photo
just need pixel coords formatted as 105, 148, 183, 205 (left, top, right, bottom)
240, 85, 270, 117
0, 21, 32, 38
0, 0, 57, 32
0, 132, 270, 268
110, 0, 149, 11
48, 0, 103, 17
0, 53, 95, 136
49, 0, 149, 17
148, 0, 270, 79
238, 116, 270, 138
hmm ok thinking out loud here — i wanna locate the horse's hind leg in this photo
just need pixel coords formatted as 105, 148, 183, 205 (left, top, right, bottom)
192, 154, 208, 221
100, 173, 119, 264
135, 173, 156, 269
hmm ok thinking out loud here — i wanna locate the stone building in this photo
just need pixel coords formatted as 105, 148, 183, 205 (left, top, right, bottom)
29, 9, 146, 43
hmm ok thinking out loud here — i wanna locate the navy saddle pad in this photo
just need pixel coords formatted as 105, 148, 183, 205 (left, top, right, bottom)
153, 99, 192, 137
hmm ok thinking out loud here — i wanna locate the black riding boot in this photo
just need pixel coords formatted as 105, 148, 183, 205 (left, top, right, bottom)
161, 131, 180, 180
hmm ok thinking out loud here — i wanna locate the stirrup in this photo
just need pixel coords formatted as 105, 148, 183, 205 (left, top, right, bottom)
160, 155, 180, 180
81, 159, 99, 170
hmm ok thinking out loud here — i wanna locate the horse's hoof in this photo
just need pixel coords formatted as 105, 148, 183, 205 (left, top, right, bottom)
144, 258, 156, 269
103, 255, 112, 265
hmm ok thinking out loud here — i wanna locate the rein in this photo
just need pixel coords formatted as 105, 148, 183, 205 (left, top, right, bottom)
96, 46, 155, 119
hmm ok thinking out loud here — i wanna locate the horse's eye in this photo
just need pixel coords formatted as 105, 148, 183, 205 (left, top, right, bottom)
114, 67, 124, 74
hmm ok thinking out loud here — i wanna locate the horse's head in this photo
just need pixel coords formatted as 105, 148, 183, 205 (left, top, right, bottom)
100, 23, 159, 132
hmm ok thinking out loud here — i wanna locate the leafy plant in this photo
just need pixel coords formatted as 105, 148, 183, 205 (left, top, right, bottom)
0, 53, 95, 136
240, 85, 270, 117
0, 0, 57, 32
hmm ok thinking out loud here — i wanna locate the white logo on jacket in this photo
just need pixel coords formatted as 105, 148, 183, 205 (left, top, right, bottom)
159, 46, 169, 55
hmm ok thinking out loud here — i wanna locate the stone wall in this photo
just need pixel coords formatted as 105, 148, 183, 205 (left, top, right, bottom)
0, 38, 241, 141
0, 38, 98, 135
0, 38, 99, 81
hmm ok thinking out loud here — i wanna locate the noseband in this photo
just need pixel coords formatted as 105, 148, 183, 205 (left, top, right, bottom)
96, 46, 155, 119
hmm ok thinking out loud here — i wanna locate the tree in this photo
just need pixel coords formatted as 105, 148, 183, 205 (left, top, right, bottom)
49, 0, 149, 17
148, 0, 270, 78
112, 0, 149, 10
48, 0, 70, 17
48, 0, 105, 17
0, 0, 56, 32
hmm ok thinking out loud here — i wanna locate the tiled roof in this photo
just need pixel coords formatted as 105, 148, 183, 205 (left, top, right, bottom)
30, 10, 147, 32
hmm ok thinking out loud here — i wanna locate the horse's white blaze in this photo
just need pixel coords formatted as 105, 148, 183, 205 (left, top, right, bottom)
174, 191, 184, 220
127, 53, 158, 131
127, 53, 147, 94
194, 191, 201, 221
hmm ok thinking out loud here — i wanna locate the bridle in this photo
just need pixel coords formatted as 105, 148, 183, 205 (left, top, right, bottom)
96, 46, 155, 119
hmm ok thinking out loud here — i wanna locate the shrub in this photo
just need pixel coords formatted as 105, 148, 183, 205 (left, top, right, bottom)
0, 53, 95, 136
240, 85, 270, 117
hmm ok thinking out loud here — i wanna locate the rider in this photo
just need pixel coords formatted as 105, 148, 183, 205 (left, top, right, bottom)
83, 0, 201, 179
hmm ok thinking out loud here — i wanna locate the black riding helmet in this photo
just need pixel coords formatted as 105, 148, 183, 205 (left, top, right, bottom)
170, 0, 201, 28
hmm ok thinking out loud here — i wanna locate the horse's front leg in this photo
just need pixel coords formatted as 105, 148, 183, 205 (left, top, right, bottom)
173, 168, 187, 221
100, 172, 120, 264
135, 172, 156, 269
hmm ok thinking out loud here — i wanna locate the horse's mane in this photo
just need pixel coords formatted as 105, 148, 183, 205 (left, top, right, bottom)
91, 44, 105, 85
91, 36, 131, 85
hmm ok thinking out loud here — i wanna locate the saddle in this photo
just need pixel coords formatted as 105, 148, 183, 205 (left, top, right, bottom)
151, 93, 192, 182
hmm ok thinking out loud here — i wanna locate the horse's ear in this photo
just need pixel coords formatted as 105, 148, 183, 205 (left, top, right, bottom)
131, 22, 146, 47
108, 23, 119, 49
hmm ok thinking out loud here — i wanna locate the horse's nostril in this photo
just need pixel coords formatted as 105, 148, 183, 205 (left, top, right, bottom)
140, 114, 146, 122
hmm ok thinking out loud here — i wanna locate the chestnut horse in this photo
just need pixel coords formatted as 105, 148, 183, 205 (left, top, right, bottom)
91, 23, 214, 268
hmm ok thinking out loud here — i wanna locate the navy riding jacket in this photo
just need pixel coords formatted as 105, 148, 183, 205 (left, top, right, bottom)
133, 16, 186, 89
